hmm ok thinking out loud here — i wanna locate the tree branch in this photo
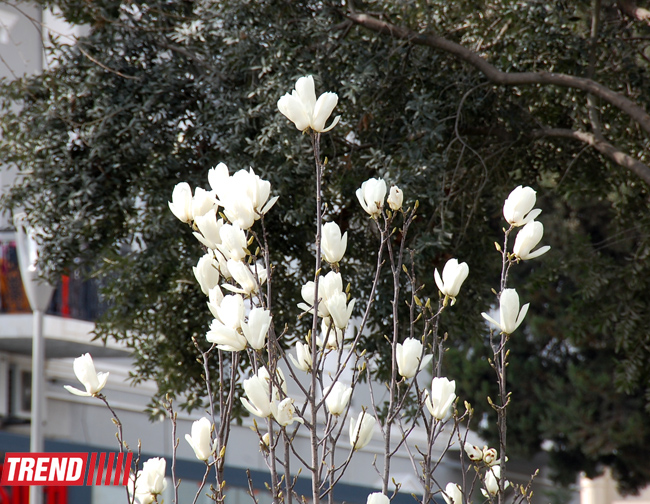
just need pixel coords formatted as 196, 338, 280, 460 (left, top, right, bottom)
457, 125, 650, 186
619, 0, 650, 24
531, 128, 650, 185
346, 11, 650, 136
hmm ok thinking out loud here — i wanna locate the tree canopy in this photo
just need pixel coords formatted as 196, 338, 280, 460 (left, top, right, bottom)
2, 0, 650, 493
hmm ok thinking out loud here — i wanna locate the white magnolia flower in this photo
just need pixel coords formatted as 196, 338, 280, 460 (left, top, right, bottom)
356, 178, 387, 217
424, 377, 456, 420
63, 353, 109, 397
349, 411, 376, 450
241, 368, 274, 418
206, 318, 247, 352
208, 163, 277, 230
214, 294, 245, 329
318, 319, 345, 350
206, 285, 224, 319
206, 294, 246, 351
130, 457, 167, 504
298, 271, 344, 318
481, 288, 529, 334
218, 223, 248, 262
513, 221, 550, 260
193, 209, 223, 250
223, 169, 277, 229
324, 381, 353, 416
434, 258, 469, 304
482, 465, 508, 497
396, 338, 433, 379
367, 493, 390, 504
224, 196, 256, 230
241, 307, 272, 350
193, 253, 220, 296
289, 341, 312, 372
223, 259, 266, 296
231, 167, 278, 217
503, 186, 541, 227
271, 397, 303, 427
191, 187, 217, 220
168, 182, 193, 223
464, 442, 483, 461
185, 418, 216, 462
277, 75, 340, 133
325, 291, 355, 329
208, 163, 230, 203
321, 222, 347, 264
442, 483, 463, 504
387, 185, 403, 211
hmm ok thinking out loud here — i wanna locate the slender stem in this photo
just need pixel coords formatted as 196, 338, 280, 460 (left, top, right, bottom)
192, 464, 212, 504
434, 299, 444, 378
259, 216, 281, 503
192, 339, 223, 501
284, 430, 293, 504
98, 395, 124, 453
268, 418, 280, 502
310, 131, 324, 504
168, 403, 179, 504
423, 419, 441, 503
498, 335, 507, 504
497, 227, 513, 504
97, 394, 131, 503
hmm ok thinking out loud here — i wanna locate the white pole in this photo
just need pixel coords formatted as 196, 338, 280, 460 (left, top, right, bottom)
14, 213, 53, 504
29, 308, 45, 504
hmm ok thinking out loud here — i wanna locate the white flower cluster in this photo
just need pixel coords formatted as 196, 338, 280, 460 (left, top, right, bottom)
171, 156, 308, 428
356, 178, 404, 217
168, 163, 277, 352
61, 76, 553, 504
481, 186, 550, 335
297, 271, 355, 349
463, 442, 510, 497
241, 367, 303, 427
504, 185, 551, 261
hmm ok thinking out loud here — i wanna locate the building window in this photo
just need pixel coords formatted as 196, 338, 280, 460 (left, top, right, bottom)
20, 370, 31, 413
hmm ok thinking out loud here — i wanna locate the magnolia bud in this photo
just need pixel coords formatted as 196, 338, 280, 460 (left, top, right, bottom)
483, 447, 498, 466
464, 442, 483, 461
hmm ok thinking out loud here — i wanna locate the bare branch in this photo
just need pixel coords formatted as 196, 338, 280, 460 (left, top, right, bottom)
532, 128, 650, 185
346, 11, 650, 136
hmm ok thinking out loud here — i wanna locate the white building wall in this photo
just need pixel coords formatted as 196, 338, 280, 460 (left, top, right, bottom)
581, 472, 650, 504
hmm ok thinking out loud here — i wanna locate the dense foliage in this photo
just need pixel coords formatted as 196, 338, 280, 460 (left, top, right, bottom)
2, 0, 650, 493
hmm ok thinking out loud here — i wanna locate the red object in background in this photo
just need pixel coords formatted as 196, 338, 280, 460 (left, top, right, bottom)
0, 464, 68, 504
0, 243, 31, 313
60, 275, 70, 317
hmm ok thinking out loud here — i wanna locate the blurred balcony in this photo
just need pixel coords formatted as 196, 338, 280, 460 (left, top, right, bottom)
0, 233, 128, 359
